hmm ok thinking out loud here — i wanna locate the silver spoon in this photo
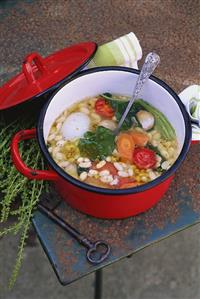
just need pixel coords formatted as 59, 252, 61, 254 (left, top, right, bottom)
113, 52, 160, 135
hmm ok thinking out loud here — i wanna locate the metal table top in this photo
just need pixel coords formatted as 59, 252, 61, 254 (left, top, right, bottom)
32, 142, 200, 286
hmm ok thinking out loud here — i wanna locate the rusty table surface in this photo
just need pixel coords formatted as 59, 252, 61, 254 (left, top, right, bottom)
32, 142, 200, 285
1, 0, 200, 288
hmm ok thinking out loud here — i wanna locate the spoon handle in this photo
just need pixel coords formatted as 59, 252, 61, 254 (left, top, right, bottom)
114, 52, 160, 135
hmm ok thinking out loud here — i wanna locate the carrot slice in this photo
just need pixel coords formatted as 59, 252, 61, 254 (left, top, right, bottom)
100, 162, 118, 175
119, 182, 139, 189
130, 131, 149, 147
92, 162, 118, 176
117, 177, 138, 189
117, 133, 135, 162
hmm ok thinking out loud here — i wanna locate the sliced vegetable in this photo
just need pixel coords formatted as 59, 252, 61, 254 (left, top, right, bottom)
97, 162, 118, 176
133, 147, 156, 169
78, 126, 115, 160
92, 161, 118, 176
99, 119, 117, 130
95, 98, 114, 118
117, 133, 135, 162
130, 131, 149, 147
136, 110, 155, 130
135, 99, 176, 140
117, 177, 138, 189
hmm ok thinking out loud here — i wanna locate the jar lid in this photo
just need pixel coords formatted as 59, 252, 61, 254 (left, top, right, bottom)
0, 42, 97, 110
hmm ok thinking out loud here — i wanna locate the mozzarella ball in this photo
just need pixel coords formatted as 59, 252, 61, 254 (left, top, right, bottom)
61, 112, 90, 140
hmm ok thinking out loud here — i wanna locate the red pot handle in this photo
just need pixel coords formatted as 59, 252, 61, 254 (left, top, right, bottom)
22, 52, 49, 84
11, 129, 58, 181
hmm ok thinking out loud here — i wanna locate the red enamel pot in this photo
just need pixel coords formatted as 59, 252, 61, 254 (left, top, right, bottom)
11, 67, 193, 219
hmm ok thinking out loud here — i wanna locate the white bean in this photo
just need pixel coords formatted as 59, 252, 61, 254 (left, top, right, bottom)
84, 158, 90, 162
114, 162, 124, 171
77, 157, 84, 163
148, 171, 157, 180
105, 156, 111, 162
80, 172, 88, 181
141, 176, 148, 182
79, 161, 92, 168
110, 178, 119, 185
161, 150, 169, 159
118, 171, 129, 177
161, 161, 170, 170
99, 170, 110, 176
96, 160, 106, 169
100, 175, 113, 183
112, 149, 119, 156
88, 169, 98, 176
48, 147, 53, 153
128, 168, 134, 176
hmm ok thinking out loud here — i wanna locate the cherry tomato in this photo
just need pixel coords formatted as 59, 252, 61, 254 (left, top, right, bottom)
133, 147, 156, 169
95, 98, 114, 118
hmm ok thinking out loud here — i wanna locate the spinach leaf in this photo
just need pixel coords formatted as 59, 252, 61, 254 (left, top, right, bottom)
101, 93, 142, 131
78, 126, 115, 160
77, 166, 90, 176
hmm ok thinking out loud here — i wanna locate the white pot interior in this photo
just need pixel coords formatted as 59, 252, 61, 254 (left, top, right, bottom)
43, 70, 186, 152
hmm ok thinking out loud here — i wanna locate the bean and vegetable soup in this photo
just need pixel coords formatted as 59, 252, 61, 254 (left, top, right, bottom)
47, 93, 178, 189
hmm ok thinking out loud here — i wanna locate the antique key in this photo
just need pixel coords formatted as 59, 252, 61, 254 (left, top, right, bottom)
37, 203, 111, 264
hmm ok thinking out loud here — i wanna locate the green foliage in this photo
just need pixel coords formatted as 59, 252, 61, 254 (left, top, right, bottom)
78, 126, 115, 160
101, 93, 142, 130
135, 99, 176, 140
0, 114, 49, 288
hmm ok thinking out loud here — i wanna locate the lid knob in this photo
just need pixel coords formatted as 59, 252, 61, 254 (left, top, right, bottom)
22, 52, 49, 84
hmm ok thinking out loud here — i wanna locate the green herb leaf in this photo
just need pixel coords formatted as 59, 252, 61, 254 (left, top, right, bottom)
78, 126, 115, 160
77, 166, 90, 176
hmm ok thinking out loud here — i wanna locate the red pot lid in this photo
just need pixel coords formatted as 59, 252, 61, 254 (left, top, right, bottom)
0, 42, 97, 110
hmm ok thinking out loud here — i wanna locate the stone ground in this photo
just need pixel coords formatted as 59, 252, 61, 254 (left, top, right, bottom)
0, 224, 200, 299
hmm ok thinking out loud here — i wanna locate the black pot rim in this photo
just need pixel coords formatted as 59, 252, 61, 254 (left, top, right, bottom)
37, 66, 192, 196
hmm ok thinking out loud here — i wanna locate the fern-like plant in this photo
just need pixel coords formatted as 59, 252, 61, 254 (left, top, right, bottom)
0, 114, 48, 288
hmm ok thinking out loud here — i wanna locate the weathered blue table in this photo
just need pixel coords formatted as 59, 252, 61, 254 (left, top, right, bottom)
32, 143, 200, 299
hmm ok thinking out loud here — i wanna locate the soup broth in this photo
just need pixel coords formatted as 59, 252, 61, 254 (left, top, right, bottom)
47, 94, 178, 189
